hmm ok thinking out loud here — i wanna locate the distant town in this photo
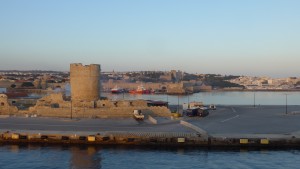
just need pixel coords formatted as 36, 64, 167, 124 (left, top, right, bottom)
1, 69, 300, 97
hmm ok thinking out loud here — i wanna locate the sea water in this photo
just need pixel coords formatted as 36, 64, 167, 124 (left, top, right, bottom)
0, 145, 300, 169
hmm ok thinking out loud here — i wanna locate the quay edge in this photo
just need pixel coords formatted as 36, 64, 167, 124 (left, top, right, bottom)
1, 131, 300, 148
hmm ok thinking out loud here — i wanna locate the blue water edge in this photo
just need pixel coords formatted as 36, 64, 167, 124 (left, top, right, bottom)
0, 145, 300, 169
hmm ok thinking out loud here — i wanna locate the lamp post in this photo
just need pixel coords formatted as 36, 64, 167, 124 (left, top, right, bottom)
254, 92, 256, 108
285, 93, 288, 114
177, 95, 179, 113
188, 94, 190, 108
70, 100, 73, 119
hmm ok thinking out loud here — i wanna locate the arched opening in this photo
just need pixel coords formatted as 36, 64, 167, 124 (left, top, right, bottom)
1, 102, 4, 106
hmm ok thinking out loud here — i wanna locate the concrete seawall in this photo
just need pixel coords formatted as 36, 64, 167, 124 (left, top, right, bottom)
1, 130, 300, 148
2, 105, 300, 148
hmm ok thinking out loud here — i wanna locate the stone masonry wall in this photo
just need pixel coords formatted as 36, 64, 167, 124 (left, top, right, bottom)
0, 94, 18, 115
70, 63, 100, 101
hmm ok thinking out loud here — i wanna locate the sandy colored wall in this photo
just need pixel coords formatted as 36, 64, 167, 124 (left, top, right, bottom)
30, 106, 171, 118
0, 94, 18, 115
70, 63, 100, 101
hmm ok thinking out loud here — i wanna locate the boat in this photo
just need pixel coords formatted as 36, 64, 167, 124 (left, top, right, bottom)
111, 86, 124, 94
129, 85, 151, 94
4, 92, 28, 98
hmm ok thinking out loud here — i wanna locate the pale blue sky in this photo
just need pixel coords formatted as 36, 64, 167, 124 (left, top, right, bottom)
0, 0, 299, 77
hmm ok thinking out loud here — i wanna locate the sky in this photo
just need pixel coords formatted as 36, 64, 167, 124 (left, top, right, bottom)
0, 0, 300, 77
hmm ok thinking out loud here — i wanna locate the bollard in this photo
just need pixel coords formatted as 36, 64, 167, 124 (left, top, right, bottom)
240, 139, 248, 144
87, 135, 96, 142
260, 139, 269, 145
12, 133, 19, 140
177, 138, 185, 143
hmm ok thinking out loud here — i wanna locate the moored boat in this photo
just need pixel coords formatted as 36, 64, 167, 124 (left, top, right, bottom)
129, 85, 151, 94
111, 86, 124, 94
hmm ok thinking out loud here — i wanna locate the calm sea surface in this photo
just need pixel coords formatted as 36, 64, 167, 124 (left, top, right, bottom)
0, 145, 300, 169
104, 91, 300, 105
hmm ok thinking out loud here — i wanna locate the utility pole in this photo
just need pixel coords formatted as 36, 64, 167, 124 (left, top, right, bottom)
177, 95, 179, 113
188, 94, 190, 108
254, 92, 256, 108
70, 100, 73, 119
285, 94, 288, 114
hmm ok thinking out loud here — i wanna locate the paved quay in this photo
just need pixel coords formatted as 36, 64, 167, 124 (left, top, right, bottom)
185, 105, 300, 135
1, 105, 300, 147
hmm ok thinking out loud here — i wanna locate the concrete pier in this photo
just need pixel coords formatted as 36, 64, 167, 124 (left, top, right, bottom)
2, 130, 300, 147
1, 105, 300, 148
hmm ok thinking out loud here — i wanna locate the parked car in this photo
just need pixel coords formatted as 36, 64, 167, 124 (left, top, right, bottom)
185, 108, 209, 117
209, 104, 217, 110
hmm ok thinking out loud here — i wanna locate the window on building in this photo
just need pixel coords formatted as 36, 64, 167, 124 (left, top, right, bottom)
1, 102, 4, 106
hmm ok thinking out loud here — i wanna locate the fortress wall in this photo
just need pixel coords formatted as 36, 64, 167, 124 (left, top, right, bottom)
29, 105, 171, 118
70, 63, 100, 101
0, 94, 18, 114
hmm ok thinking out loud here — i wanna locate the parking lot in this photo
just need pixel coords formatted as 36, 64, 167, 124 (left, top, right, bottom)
186, 105, 300, 135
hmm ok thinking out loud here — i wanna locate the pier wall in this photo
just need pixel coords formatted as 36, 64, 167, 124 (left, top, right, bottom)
24, 93, 171, 118
28, 106, 171, 118
2, 130, 300, 148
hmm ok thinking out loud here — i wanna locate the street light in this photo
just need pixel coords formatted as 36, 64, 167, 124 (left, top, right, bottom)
177, 95, 179, 113
285, 93, 288, 114
253, 92, 256, 108
188, 94, 190, 107
70, 100, 73, 119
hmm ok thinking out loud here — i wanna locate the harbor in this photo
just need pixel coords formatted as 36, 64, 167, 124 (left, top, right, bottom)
2, 105, 300, 148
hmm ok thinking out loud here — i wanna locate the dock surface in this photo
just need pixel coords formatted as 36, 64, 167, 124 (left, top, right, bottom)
1, 105, 300, 147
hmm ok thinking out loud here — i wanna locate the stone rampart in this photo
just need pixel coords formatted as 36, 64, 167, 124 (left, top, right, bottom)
0, 94, 18, 115
29, 105, 171, 118
70, 63, 100, 101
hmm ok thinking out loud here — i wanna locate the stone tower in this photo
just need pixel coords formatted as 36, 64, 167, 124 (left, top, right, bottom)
70, 63, 100, 101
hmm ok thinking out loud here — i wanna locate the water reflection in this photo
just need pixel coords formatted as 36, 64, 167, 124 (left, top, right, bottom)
103, 91, 300, 105
69, 146, 102, 169
2, 145, 300, 169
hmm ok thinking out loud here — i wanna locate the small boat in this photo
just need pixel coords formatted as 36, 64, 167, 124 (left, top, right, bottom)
4, 92, 28, 98
129, 85, 151, 94
111, 86, 124, 94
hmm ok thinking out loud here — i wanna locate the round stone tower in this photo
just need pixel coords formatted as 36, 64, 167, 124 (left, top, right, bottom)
70, 63, 100, 101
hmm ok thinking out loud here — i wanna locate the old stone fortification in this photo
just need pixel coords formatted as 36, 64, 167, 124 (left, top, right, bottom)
0, 94, 18, 115
0, 63, 172, 118
70, 63, 100, 101
103, 80, 212, 94
27, 93, 171, 118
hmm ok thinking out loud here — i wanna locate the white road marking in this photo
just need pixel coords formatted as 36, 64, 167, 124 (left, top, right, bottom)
221, 115, 239, 123
231, 107, 236, 113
